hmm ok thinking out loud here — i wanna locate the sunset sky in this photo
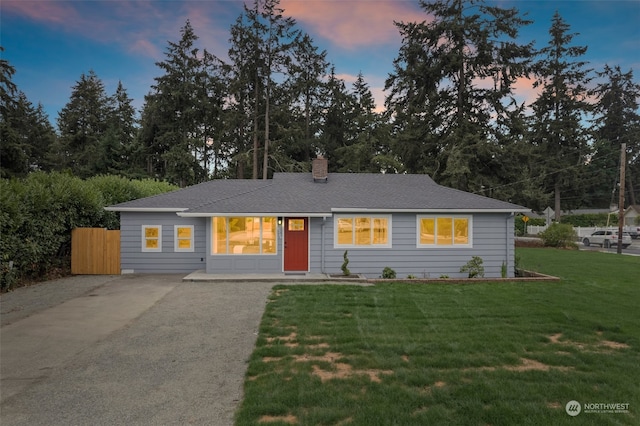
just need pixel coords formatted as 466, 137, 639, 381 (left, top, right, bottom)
2, 0, 639, 126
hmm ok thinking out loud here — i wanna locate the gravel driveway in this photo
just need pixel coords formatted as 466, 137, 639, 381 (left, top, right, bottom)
0, 275, 275, 425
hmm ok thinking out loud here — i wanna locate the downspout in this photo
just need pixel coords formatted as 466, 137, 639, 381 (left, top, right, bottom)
321, 217, 326, 274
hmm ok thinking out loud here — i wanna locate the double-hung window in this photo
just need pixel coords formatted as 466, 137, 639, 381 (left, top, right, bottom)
142, 225, 162, 252
417, 215, 472, 247
174, 225, 194, 252
334, 215, 391, 248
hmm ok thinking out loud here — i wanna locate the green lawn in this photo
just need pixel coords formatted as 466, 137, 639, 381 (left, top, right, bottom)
235, 248, 639, 425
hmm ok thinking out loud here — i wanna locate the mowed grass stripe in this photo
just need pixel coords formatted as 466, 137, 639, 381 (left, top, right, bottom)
235, 248, 639, 425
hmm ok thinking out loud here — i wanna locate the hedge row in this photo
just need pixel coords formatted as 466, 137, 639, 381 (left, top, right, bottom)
515, 213, 615, 236
0, 173, 177, 290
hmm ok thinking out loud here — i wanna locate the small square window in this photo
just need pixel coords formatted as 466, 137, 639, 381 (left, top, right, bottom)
288, 219, 305, 231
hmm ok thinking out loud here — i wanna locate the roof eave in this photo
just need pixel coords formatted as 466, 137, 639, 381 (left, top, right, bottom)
330, 207, 531, 214
177, 212, 333, 218
104, 207, 189, 213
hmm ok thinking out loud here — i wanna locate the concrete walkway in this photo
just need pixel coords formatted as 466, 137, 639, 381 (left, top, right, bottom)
183, 270, 370, 284
0, 275, 275, 425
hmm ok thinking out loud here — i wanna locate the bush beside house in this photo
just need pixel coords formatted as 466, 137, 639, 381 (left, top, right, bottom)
0, 172, 177, 291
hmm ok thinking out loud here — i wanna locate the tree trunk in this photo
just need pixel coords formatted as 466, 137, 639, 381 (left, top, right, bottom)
262, 84, 270, 180
252, 82, 259, 180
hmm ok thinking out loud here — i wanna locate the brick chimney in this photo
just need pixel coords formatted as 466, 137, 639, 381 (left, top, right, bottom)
312, 156, 328, 182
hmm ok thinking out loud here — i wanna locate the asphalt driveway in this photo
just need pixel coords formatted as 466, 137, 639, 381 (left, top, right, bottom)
0, 275, 275, 425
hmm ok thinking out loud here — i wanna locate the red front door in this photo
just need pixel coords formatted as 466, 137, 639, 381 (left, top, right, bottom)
284, 217, 309, 271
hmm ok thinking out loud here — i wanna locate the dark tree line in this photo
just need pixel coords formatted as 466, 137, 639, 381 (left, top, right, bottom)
1, 0, 639, 215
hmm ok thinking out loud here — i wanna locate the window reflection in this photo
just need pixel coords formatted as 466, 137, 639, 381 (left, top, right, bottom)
419, 216, 471, 247
335, 216, 391, 247
212, 217, 277, 255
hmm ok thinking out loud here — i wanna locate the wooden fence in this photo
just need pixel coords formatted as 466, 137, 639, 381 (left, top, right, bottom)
71, 228, 120, 275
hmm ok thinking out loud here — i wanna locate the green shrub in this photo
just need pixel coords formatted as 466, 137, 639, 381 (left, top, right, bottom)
131, 179, 178, 197
382, 267, 396, 279
561, 213, 611, 227
1, 172, 178, 290
87, 176, 178, 230
460, 256, 485, 278
341, 250, 350, 276
539, 223, 577, 248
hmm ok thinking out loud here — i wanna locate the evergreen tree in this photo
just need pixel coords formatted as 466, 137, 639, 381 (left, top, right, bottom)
530, 11, 592, 220
227, 11, 262, 178
318, 67, 355, 171
1, 53, 24, 177
97, 81, 139, 176
1, 90, 28, 177
199, 50, 230, 179
56, 70, 110, 177
335, 72, 392, 172
140, 20, 211, 186
258, 0, 300, 179
281, 33, 329, 166
386, 0, 533, 190
24, 99, 57, 173
0, 51, 58, 176
228, 0, 300, 179
0, 46, 17, 118
589, 65, 640, 207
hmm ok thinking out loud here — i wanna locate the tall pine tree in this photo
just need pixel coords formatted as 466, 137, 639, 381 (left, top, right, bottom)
530, 11, 592, 220
140, 21, 219, 186
386, 0, 532, 190
589, 65, 640, 207
56, 70, 110, 177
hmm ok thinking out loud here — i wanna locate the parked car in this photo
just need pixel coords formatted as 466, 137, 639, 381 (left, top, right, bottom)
623, 225, 640, 239
582, 230, 632, 249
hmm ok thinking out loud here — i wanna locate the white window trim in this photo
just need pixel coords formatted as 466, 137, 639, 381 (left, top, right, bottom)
333, 214, 392, 249
141, 225, 162, 252
174, 225, 194, 252
416, 215, 473, 248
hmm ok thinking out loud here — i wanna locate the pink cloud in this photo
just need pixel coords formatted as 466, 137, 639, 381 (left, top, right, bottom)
281, 0, 425, 50
184, 3, 234, 61
512, 76, 540, 107
4, 0, 187, 60
2, 0, 80, 27
129, 38, 162, 59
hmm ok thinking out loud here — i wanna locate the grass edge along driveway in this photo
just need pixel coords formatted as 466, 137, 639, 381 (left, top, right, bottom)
235, 248, 639, 425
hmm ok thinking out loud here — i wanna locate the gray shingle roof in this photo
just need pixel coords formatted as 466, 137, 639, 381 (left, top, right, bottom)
107, 173, 529, 214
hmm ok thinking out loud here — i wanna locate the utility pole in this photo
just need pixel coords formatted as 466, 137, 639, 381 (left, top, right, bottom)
617, 143, 626, 254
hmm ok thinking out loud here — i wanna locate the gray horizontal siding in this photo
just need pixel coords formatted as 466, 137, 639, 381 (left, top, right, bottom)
120, 213, 206, 273
121, 212, 515, 277
311, 213, 515, 278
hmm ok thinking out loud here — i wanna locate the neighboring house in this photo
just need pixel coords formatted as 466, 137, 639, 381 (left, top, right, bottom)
106, 158, 529, 278
624, 205, 640, 226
